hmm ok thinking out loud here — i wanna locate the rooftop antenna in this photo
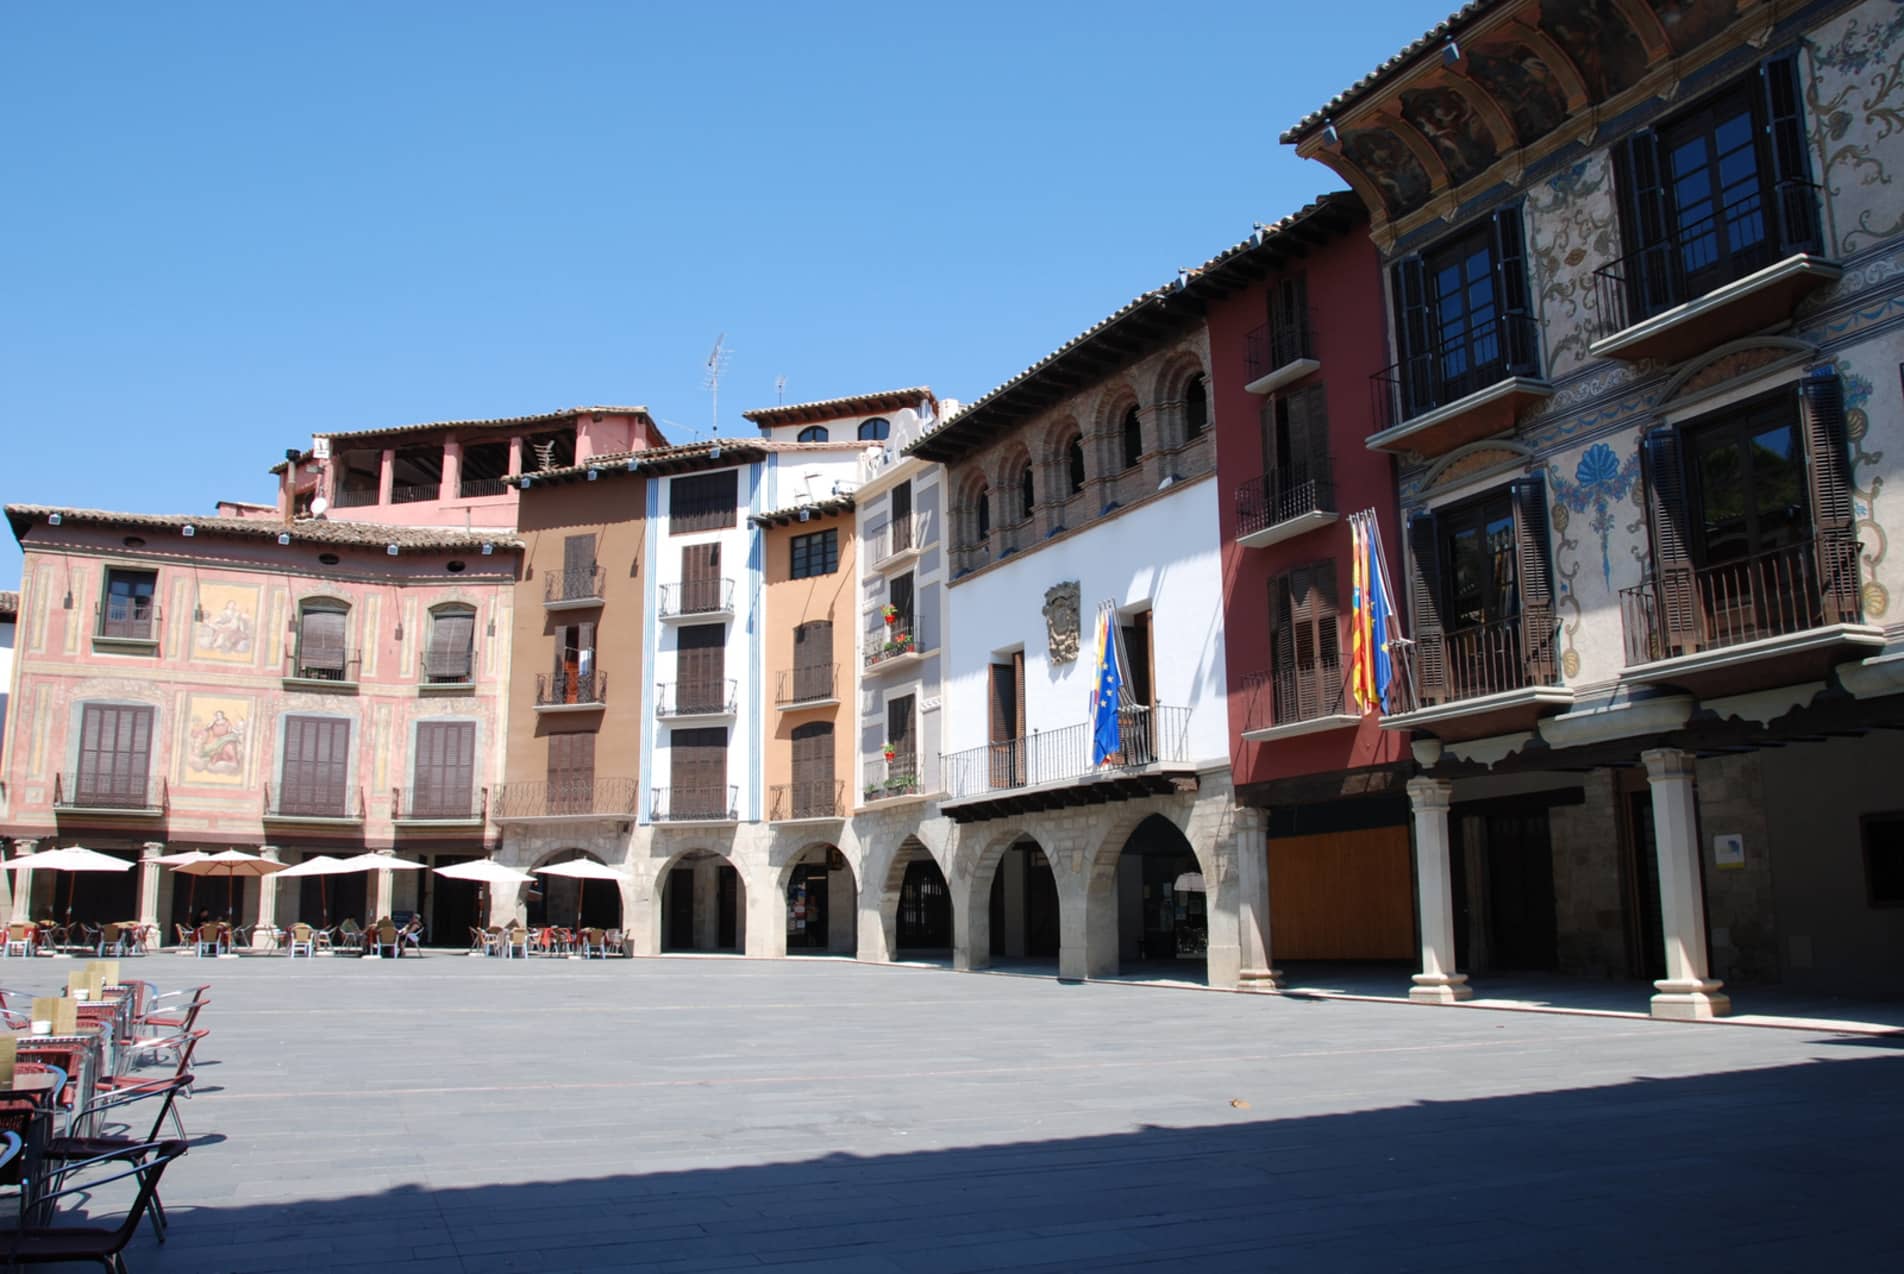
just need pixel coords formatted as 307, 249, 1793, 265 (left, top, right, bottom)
775, 375, 787, 405
704, 333, 731, 437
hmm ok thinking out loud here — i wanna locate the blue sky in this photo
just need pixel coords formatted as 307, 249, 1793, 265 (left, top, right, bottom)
0, 1, 1435, 585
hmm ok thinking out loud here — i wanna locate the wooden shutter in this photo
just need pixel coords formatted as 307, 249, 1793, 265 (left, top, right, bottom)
283, 716, 349, 816
547, 731, 596, 814
1256, 396, 1282, 519
1641, 426, 1699, 653
1492, 204, 1536, 373
299, 608, 347, 673
426, 610, 474, 681
1800, 371, 1861, 623
670, 727, 727, 815
562, 533, 597, 597
1271, 273, 1309, 362
415, 721, 474, 817
1405, 510, 1449, 705
1510, 475, 1556, 682
1616, 129, 1674, 320
790, 722, 834, 815
677, 623, 725, 711
682, 542, 721, 612
988, 664, 1011, 745
1288, 384, 1332, 506
794, 620, 832, 701
1393, 256, 1431, 418
77, 703, 152, 802
1287, 566, 1341, 721
887, 694, 914, 755
671, 470, 738, 533
1762, 53, 1817, 255
1269, 572, 1296, 725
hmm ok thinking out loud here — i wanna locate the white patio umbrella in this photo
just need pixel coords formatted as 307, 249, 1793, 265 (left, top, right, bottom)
535, 858, 631, 929
3, 844, 134, 926
435, 859, 536, 931
272, 854, 356, 926
1173, 872, 1207, 893
172, 849, 287, 922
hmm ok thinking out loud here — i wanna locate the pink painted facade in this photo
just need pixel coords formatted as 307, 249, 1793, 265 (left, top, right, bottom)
0, 509, 517, 935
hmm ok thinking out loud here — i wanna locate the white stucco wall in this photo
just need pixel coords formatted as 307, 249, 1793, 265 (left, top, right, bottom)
0, 617, 14, 759
943, 477, 1227, 773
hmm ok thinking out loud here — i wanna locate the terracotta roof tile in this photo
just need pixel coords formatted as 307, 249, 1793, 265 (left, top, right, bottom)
1281, 1, 1502, 143
6, 505, 522, 553
750, 494, 856, 529
741, 387, 935, 427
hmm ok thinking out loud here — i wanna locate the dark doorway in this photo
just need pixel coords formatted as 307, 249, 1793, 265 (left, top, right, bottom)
429, 854, 482, 943
1110, 814, 1206, 978
58, 848, 139, 925
896, 857, 952, 950
662, 855, 742, 952
988, 842, 1059, 960
290, 868, 368, 930
1451, 810, 1559, 972
663, 866, 695, 951
787, 862, 830, 951
1622, 791, 1667, 982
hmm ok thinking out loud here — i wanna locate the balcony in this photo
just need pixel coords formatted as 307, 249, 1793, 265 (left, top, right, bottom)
393, 786, 487, 826
871, 515, 923, 569
264, 785, 365, 826
544, 564, 606, 610
1591, 180, 1838, 364
1244, 312, 1319, 396
459, 476, 513, 499
1618, 533, 1881, 699
52, 773, 167, 817
651, 785, 738, 824
1367, 313, 1550, 458
939, 705, 1193, 823
491, 778, 638, 824
1384, 614, 1572, 742
1234, 473, 1336, 549
770, 780, 845, 822
864, 621, 921, 676
330, 486, 380, 509
658, 579, 735, 624
655, 678, 737, 722
535, 670, 607, 713
861, 753, 924, 807
1239, 666, 1360, 743
283, 649, 361, 692
391, 481, 441, 505
94, 599, 159, 649
776, 664, 838, 710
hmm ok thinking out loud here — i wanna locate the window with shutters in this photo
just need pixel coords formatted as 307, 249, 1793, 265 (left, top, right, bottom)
1388, 206, 1537, 424
549, 533, 601, 604
1269, 274, 1312, 368
71, 703, 155, 807
1267, 565, 1342, 725
888, 480, 914, 556
98, 569, 158, 641
674, 623, 726, 714
547, 621, 599, 705
790, 620, 833, 703
424, 607, 476, 683
547, 731, 597, 814
788, 721, 836, 817
1017, 462, 1035, 520
987, 652, 1026, 788
293, 602, 352, 682
1606, 56, 1820, 334
676, 542, 725, 615
1243, 384, 1334, 537
279, 715, 352, 818
888, 573, 914, 636
790, 529, 838, 579
670, 470, 738, 534
1628, 375, 1859, 662
668, 727, 728, 818
886, 694, 915, 766
412, 720, 476, 818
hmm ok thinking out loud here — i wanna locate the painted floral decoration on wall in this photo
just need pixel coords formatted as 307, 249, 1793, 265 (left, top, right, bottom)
1807, 4, 1904, 254
1549, 442, 1644, 590
1843, 364, 1889, 617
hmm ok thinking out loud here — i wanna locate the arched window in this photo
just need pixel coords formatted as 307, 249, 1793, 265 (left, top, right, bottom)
857, 418, 890, 441
1018, 464, 1035, 519
797, 425, 830, 443
1184, 374, 1209, 439
1122, 407, 1143, 470
975, 485, 991, 541
1066, 435, 1086, 495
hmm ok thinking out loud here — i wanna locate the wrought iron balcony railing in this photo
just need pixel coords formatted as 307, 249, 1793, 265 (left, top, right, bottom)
54, 772, 167, 813
776, 664, 838, 706
394, 785, 486, 822
1369, 312, 1542, 436
459, 476, 512, 499
770, 780, 845, 821
864, 621, 918, 670
1593, 179, 1825, 339
391, 482, 441, 505
1241, 663, 1348, 732
491, 778, 638, 820
1388, 612, 1560, 714
862, 753, 921, 803
1619, 533, 1861, 666
1234, 473, 1334, 541
941, 704, 1190, 800
651, 785, 738, 822
535, 670, 607, 708
544, 564, 606, 606
330, 486, 380, 509
658, 578, 735, 618
284, 649, 361, 685
1245, 310, 1314, 383
655, 678, 737, 717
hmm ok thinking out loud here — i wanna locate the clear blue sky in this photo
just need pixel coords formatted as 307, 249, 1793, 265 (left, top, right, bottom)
0, 1, 1435, 585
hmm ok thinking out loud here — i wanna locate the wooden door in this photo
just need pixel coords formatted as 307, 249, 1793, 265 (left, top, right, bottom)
793, 620, 833, 702
676, 624, 725, 712
988, 654, 1025, 787
562, 533, 597, 599
1267, 827, 1415, 959
546, 732, 596, 814
282, 716, 351, 817
682, 543, 722, 613
413, 721, 475, 819
670, 727, 727, 817
790, 721, 835, 817
76, 703, 153, 806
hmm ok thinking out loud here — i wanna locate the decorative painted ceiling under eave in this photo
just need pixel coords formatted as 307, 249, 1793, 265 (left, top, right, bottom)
1288, 0, 1762, 241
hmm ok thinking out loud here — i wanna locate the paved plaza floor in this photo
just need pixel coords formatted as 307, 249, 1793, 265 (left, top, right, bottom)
15, 953, 1902, 1271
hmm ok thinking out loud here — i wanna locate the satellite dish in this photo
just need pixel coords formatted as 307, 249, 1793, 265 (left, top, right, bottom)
310, 496, 330, 517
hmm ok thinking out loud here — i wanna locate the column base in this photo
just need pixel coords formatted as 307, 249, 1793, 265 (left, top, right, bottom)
1409, 972, 1473, 1003
1651, 978, 1730, 1020
1238, 967, 1285, 990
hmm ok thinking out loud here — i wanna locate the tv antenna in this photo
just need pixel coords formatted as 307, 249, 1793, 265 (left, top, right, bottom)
704, 333, 731, 436
775, 375, 787, 404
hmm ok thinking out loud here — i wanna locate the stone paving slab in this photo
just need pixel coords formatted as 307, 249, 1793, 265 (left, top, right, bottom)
7, 953, 1900, 1271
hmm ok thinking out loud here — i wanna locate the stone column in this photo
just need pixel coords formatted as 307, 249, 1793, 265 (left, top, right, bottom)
138, 842, 164, 929
372, 861, 395, 921
1642, 748, 1731, 1020
377, 448, 396, 505
951, 857, 991, 972
7, 839, 38, 925
828, 863, 855, 953
1231, 806, 1280, 989
0, 842, 17, 925
1001, 848, 1027, 959
744, 862, 783, 959
625, 873, 658, 956
252, 846, 281, 949
1408, 777, 1472, 1002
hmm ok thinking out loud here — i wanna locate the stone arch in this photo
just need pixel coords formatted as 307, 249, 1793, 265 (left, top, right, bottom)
1149, 351, 1211, 450
1081, 808, 1221, 983
992, 439, 1037, 534
1037, 414, 1089, 512
525, 847, 622, 931
1089, 384, 1144, 492
950, 465, 994, 575
776, 840, 858, 956
870, 834, 955, 964
1659, 336, 1818, 407
956, 825, 1069, 973
652, 846, 745, 954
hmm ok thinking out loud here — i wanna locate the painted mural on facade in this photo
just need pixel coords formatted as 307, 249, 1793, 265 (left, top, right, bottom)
193, 582, 259, 662
181, 693, 251, 785
1525, 153, 1620, 381
1806, 0, 1904, 256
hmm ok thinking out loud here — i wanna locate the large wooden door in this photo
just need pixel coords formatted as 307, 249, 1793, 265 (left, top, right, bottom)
76, 703, 153, 806
413, 721, 475, 818
676, 624, 725, 712
1267, 827, 1415, 959
281, 716, 351, 817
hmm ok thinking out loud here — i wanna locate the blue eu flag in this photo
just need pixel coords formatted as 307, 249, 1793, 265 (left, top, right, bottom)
1091, 615, 1122, 765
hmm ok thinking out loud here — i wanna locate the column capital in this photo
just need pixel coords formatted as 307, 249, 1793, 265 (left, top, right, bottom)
1641, 747, 1697, 782
10, 838, 40, 857
140, 840, 165, 860
1406, 776, 1454, 810
1229, 804, 1266, 839
259, 845, 282, 862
